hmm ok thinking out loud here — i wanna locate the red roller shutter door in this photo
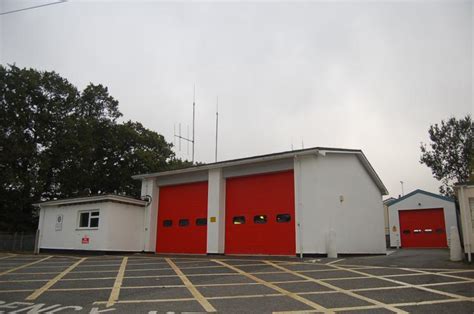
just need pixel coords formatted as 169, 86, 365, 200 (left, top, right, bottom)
225, 170, 296, 255
156, 181, 208, 254
399, 208, 447, 248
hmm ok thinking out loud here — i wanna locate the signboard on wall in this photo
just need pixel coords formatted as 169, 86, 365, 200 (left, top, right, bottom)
55, 214, 63, 231
81, 235, 89, 244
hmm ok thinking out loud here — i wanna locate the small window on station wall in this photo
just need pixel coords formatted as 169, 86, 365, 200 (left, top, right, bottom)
79, 212, 89, 228
276, 214, 291, 223
254, 215, 267, 224
90, 211, 99, 228
78, 210, 100, 229
233, 216, 245, 225
179, 219, 189, 227
196, 218, 207, 226
163, 220, 172, 227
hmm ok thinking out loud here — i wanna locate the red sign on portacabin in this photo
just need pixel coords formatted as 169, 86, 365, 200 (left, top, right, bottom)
81, 235, 89, 244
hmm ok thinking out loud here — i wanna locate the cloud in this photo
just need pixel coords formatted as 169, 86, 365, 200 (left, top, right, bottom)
1, 0, 471, 196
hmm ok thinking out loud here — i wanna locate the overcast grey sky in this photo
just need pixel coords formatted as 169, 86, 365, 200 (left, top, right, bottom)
1, 0, 472, 198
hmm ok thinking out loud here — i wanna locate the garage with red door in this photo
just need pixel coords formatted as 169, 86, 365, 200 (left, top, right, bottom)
388, 189, 456, 249
225, 170, 296, 255
156, 181, 208, 254
399, 208, 447, 248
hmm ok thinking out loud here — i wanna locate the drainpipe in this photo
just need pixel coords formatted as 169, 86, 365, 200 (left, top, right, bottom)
295, 155, 304, 259
460, 186, 472, 262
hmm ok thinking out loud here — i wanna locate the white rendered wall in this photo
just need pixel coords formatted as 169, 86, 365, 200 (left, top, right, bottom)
388, 193, 456, 248
207, 168, 226, 253
456, 185, 474, 254
141, 178, 159, 252
295, 153, 386, 254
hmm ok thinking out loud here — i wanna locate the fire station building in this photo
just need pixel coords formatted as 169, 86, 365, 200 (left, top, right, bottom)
135, 147, 388, 256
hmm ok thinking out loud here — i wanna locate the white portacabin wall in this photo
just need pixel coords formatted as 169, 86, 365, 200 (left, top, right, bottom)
104, 202, 145, 251
388, 193, 456, 248
39, 201, 145, 252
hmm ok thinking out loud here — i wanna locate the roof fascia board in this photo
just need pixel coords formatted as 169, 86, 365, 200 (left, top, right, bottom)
387, 189, 454, 207
35, 195, 147, 207
132, 149, 320, 180
132, 147, 388, 195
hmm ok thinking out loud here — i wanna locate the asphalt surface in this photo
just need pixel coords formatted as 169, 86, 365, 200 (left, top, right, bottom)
0, 250, 472, 313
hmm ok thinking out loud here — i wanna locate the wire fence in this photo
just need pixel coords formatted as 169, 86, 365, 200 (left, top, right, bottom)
0, 232, 37, 252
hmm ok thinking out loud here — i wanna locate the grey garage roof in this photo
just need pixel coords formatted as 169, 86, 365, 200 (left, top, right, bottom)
132, 146, 389, 195
386, 189, 455, 207
34, 194, 147, 208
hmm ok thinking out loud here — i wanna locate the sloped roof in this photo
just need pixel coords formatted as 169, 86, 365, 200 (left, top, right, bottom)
132, 146, 388, 195
386, 189, 454, 207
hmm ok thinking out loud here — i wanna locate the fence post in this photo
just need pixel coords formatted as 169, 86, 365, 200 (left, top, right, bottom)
19, 232, 24, 251
12, 232, 17, 251
34, 229, 40, 255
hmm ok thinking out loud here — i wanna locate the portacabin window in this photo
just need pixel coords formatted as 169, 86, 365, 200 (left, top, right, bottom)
78, 210, 100, 229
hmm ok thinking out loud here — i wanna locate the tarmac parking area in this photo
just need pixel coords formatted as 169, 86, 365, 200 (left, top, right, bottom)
0, 251, 473, 313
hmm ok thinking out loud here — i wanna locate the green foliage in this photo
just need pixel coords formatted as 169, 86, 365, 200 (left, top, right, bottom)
0, 64, 189, 231
420, 115, 473, 196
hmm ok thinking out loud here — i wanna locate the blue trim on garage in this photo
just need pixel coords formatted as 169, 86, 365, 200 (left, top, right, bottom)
386, 189, 454, 207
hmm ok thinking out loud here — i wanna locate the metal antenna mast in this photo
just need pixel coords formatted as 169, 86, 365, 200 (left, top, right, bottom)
174, 86, 196, 163
215, 96, 219, 162
192, 86, 195, 163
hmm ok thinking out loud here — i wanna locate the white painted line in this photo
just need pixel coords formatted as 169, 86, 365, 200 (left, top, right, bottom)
326, 259, 345, 265
399, 267, 474, 283
214, 259, 331, 313
265, 261, 407, 313
327, 263, 472, 301
94, 297, 196, 305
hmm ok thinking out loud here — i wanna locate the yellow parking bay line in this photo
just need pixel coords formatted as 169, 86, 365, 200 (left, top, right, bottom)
0, 254, 16, 260
25, 257, 86, 301
106, 257, 128, 308
0, 256, 52, 276
166, 258, 216, 312
214, 260, 330, 313
264, 261, 407, 314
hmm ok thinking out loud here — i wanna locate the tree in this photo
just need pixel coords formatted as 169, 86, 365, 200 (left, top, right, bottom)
420, 115, 473, 196
0, 64, 189, 231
